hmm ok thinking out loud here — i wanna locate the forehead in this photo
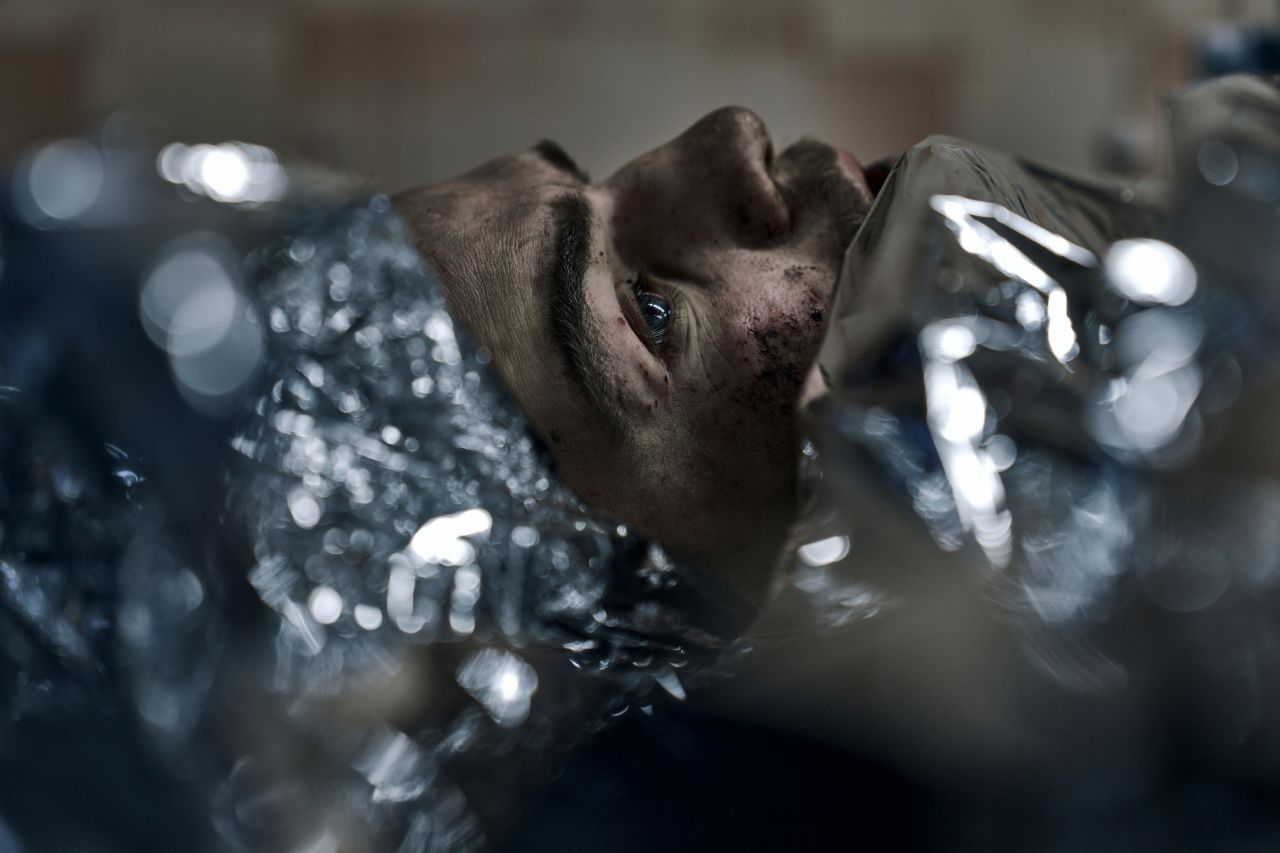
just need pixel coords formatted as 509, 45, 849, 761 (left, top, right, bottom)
437, 153, 546, 234
413, 148, 577, 380
428, 150, 584, 280
452, 149, 578, 210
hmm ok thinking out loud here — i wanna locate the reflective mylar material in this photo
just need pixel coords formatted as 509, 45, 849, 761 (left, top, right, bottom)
4, 74, 1280, 852
212, 197, 748, 850
776, 76, 1280, 836
0, 144, 741, 850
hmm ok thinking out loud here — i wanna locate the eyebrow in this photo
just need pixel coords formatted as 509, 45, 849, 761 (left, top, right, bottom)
548, 193, 628, 438
532, 139, 591, 184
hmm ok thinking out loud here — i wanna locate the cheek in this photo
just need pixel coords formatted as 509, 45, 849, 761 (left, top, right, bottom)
723, 287, 827, 409
682, 285, 829, 482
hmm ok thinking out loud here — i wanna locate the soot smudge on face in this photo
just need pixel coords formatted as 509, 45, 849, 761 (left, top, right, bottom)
747, 321, 807, 390
744, 288, 826, 392
784, 264, 822, 283
748, 324, 781, 358
686, 284, 826, 473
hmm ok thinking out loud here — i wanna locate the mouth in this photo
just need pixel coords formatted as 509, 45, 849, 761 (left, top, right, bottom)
775, 141, 868, 245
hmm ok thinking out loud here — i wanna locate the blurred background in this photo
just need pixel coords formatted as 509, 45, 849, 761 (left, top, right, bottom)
1, 0, 1277, 189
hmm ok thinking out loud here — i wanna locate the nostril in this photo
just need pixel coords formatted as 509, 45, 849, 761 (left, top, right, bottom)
741, 190, 790, 245
677, 106, 789, 243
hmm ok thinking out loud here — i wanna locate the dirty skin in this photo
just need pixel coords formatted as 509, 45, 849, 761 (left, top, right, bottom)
686, 283, 829, 470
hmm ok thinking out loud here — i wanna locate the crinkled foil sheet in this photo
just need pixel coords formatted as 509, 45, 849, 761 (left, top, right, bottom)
0, 147, 736, 850
780, 76, 1280, 834
3, 75, 1280, 851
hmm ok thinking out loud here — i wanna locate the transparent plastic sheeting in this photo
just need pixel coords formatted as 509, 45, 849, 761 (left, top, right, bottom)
0, 136, 738, 851
782, 75, 1280, 801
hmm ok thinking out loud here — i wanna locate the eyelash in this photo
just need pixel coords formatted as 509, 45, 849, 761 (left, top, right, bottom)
631, 273, 680, 354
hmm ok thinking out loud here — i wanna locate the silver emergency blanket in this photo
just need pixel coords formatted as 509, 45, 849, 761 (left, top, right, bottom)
4, 72, 1280, 852
748, 74, 1280, 846
0, 156, 739, 850
212, 198, 739, 850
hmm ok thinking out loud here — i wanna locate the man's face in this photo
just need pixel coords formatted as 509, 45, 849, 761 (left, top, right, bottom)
394, 108, 872, 600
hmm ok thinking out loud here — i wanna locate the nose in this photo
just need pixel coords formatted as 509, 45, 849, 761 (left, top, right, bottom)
608, 107, 791, 261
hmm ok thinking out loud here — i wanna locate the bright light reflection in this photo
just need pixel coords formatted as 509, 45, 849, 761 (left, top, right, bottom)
166, 280, 238, 356
931, 196, 1096, 264
456, 649, 538, 727
387, 562, 423, 633
1015, 291, 1047, 329
167, 293, 263, 409
930, 195, 1080, 365
1115, 309, 1201, 370
308, 585, 343, 625
140, 241, 236, 349
1105, 239, 1197, 307
984, 434, 1017, 471
1046, 287, 1079, 362
511, 525, 539, 548
353, 603, 383, 630
936, 385, 987, 443
198, 146, 251, 201
288, 487, 322, 529
798, 535, 850, 566
140, 235, 264, 410
654, 667, 687, 700
409, 507, 491, 566
923, 354, 1013, 566
921, 320, 979, 362
21, 139, 103, 223
497, 669, 520, 702
948, 448, 999, 513
1116, 364, 1201, 450
156, 141, 287, 204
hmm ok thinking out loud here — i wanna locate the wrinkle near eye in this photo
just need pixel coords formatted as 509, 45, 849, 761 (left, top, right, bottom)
696, 315, 743, 390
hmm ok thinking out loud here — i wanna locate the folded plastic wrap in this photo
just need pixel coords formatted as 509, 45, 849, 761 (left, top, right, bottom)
769, 74, 1280, 828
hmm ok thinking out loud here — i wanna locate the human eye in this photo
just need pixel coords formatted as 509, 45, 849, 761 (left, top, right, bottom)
631, 275, 677, 349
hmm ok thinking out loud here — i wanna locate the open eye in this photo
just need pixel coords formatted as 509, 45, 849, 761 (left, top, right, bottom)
634, 285, 673, 347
